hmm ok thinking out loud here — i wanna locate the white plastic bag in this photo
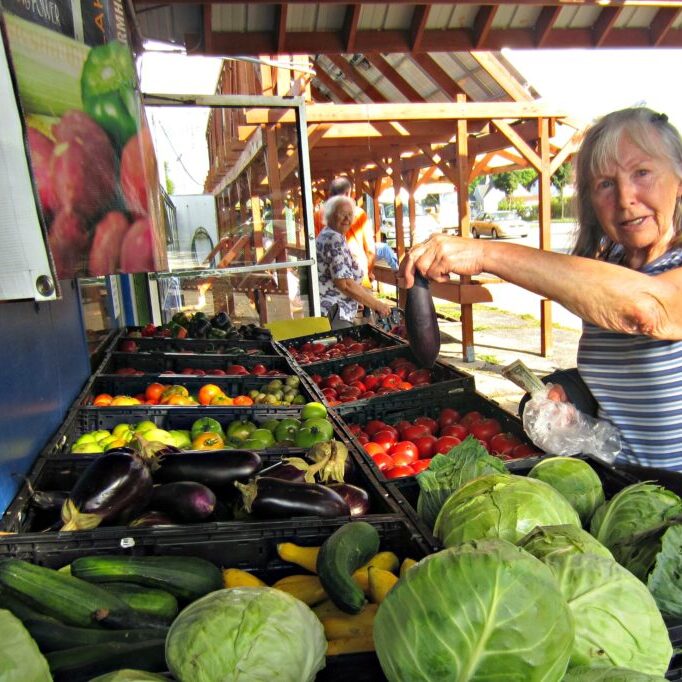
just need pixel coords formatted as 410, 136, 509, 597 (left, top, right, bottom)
522, 384, 621, 465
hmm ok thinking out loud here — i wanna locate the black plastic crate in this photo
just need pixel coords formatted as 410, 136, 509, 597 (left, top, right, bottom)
99, 351, 295, 377
333, 389, 541, 484
278, 323, 405, 365
116, 334, 281, 355
79, 374, 315, 410
1, 437, 401, 534
303, 346, 474, 411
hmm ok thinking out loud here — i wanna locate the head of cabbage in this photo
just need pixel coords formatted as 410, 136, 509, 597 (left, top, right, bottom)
165, 587, 326, 682
373, 538, 575, 681
434, 473, 581, 547
518, 524, 613, 561
527, 456, 605, 525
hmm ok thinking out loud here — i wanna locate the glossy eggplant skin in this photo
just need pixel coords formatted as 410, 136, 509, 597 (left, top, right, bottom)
405, 271, 440, 368
154, 450, 262, 489
30, 490, 69, 512
66, 452, 153, 524
258, 461, 307, 483
128, 510, 176, 528
249, 477, 350, 519
150, 481, 216, 523
327, 483, 370, 517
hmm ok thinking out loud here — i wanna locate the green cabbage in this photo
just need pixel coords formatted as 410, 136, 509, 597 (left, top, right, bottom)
434, 473, 581, 547
527, 457, 604, 525
416, 435, 507, 528
519, 524, 613, 561
590, 482, 682, 566
646, 524, 682, 618
0, 609, 51, 682
373, 538, 574, 681
165, 587, 326, 682
562, 666, 667, 681
545, 553, 672, 675
90, 672, 168, 681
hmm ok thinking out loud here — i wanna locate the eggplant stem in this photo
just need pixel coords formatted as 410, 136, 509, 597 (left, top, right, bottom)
60, 499, 103, 531
234, 480, 258, 513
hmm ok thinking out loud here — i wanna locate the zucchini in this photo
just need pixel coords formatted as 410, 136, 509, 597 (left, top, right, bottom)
0, 588, 59, 623
46, 639, 166, 682
316, 521, 380, 614
71, 555, 223, 602
23, 619, 166, 652
0, 559, 158, 630
102, 582, 178, 622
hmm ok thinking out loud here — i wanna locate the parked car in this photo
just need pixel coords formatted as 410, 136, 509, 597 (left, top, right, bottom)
381, 203, 441, 247
470, 210, 528, 239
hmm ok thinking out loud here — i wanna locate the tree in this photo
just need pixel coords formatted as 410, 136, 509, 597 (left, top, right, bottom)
516, 168, 538, 190
491, 172, 520, 204
551, 162, 573, 219
468, 175, 485, 196
164, 161, 175, 195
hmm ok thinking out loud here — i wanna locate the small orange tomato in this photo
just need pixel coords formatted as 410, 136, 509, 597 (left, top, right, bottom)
232, 395, 254, 406
210, 394, 233, 406
198, 383, 225, 406
110, 395, 142, 406
192, 432, 225, 450
145, 382, 167, 403
93, 393, 113, 407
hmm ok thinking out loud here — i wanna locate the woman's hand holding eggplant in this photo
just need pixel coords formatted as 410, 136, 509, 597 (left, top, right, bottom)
399, 234, 486, 288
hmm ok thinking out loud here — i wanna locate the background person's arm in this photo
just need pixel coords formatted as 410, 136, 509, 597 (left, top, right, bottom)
334, 278, 392, 317
400, 234, 682, 340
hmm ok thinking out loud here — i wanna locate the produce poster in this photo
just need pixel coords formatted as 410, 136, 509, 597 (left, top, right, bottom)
0, 0, 168, 279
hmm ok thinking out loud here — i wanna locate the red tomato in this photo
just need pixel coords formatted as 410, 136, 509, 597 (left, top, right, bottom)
469, 418, 502, 444
372, 429, 398, 451
310, 373, 323, 385
359, 391, 376, 399
363, 375, 381, 391
411, 458, 432, 474
364, 442, 385, 457
381, 374, 402, 390
389, 441, 419, 464
371, 452, 394, 472
402, 424, 430, 441
385, 465, 415, 479
341, 363, 366, 384
489, 432, 522, 455
381, 424, 400, 439
373, 366, 391, 376
394, 420, 414, 439
460, 411, 484, 428
349, 380, 366, 392
438, 407, 461, 429
398, 381, 414, 391
321, 388, 338, 401
365, 419, 388, 436
322, 374, 344, 389
407, 369, 432, 385
413, 435, 438, 458
440, 423, 469, 440
347, 423, 363, 436
251, 363, 267, 375
413, 416, 438, 435
434, 435, 462, 454
357, 433, 370, 445
509, 443, 542, 459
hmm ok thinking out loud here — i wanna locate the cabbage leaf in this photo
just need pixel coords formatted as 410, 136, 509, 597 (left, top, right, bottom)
646, 523, 682, 618
519, 524, 613, 561
562, 666, 666, 681
0, 609, 51, 682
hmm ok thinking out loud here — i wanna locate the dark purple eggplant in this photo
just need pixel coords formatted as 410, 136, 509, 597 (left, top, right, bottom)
154, 450, 262, 488
405, 270, 440, 368
61, 451, 153, 531
150, 481, 216, 522
235, 476, 350, 519
128, 511, 176, 528
259, 461, 308, 483
30, 489, 69, 512
327, 483, 371, 517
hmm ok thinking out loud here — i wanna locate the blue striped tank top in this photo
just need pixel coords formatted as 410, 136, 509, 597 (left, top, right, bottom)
578, 246, 682, 470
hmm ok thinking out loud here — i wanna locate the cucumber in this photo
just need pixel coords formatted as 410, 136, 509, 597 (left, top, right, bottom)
0, 559, 158, 630
0, 588, 60, 623
102, 582, 178, 622
316, 521, 380, 614
71, 555, 223, 602
23, 618, 167, 652
46, 640, 166, 682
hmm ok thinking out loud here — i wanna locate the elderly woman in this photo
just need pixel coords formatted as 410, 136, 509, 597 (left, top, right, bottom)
317, 195, 392, 329
400, 107, 682, 470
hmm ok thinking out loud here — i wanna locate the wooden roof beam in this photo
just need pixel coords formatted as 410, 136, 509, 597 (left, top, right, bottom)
410, 4, 429, 52
276, 4, 288, 54
326, 54, 388, 102
470, 52, 531, 101
412, 53, 467, 100
535, 6, 561, 47
343, 4, 361, 53
593, 6, 622, 47
472, 6, 498, 49
313, 65, 356, 103
364, 54, 425, 102
651, 7, 681, 46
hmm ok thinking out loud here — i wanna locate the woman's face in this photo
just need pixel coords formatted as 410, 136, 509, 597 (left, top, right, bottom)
330, 203, 354, 233
590, 135, 682, 267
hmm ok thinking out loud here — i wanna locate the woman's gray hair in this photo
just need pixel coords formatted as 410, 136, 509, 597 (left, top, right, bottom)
573, 107, 682, 259
324, 194, 355, 228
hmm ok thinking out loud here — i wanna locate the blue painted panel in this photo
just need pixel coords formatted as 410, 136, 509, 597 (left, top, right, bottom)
0, 281, 90, 513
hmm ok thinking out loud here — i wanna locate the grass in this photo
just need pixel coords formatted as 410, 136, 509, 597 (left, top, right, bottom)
477, 354, 503, 366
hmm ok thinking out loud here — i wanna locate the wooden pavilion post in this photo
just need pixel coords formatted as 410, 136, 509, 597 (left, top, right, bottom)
538, 116, 553, 356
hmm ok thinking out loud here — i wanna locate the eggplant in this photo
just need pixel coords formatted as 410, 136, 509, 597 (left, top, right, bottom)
128, 511, 176, 528
154, 450, 262, 488
405, 270, 440, 368
327, 483, 371, 517
150, 481, 216, 522
259, 461, 308, 483
61, 451, 153, 531
30, 489, 69, 512
235, 477, 350, 519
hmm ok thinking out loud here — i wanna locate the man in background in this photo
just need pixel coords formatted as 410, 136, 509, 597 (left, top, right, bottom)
375, 231, 399, 271
314, 176, 375, 288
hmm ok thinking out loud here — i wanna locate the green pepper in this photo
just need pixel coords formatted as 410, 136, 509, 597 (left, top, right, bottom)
208, 328, 228, 339
81, 41, 139, 148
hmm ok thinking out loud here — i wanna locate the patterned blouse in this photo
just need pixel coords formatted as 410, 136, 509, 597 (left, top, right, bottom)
316, 227, 363, 322
578, 245, 682, 470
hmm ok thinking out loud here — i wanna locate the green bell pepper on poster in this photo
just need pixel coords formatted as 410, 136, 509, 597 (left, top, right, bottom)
81, 41, 139, 148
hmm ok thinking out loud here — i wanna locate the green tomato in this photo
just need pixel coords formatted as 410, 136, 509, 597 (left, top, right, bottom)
294, 418, 334, 448
226, 419, 257, 442
134, 420, 157, 434
71, 442, 105, 454
300, 402, 327, 420
260, 418, 281, 434
191, 417, 225, 441
274, 418, 301, 444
